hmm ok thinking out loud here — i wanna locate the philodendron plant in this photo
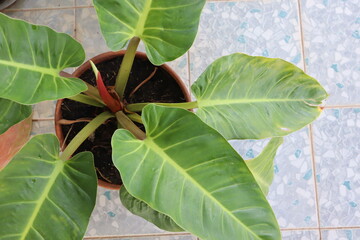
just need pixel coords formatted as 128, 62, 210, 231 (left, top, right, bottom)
0, 0, 328, 239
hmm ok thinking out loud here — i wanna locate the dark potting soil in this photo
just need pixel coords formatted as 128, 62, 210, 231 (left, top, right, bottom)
60, 55, 187, 185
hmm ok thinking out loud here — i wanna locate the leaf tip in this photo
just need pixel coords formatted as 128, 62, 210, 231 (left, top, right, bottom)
89, 60, 99, 77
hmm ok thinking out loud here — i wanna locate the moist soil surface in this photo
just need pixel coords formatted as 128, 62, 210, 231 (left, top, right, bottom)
60, 55, 187, 185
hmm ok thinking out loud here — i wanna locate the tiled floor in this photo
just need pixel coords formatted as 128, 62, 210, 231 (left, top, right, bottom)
2, 0, 359, 239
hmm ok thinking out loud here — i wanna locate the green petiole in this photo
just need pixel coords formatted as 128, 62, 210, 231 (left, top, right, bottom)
115, 37, 141, 98
115, 111, 146, 140
126, 113, 143, 124
67, 94, 105, 108
60, 111, 114, 161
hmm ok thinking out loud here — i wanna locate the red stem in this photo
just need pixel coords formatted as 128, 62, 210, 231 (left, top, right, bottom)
96, 72, 122, 113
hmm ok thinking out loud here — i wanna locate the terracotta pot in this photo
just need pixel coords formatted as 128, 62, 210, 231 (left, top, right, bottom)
55, 51, 191, 190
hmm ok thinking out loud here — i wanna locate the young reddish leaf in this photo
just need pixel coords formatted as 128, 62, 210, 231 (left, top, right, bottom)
90, 61, 122, 112
0, 115, 32, 170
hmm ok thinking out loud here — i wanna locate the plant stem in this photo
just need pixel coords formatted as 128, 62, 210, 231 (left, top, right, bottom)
60, 111, 114, 161
115, 111, 146, 140
126, 113, 143, 124
126, 101, 198, 112
67, 94, 105, 107
115, 37, 140, 98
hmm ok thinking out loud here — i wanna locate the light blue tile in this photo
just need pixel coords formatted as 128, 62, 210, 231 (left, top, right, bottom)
189, 0, 303, 83
85, 187, 166, 236
32, 101, 57, 119
230, 127, 318, 228
313, 108, 360, 226
321, 229, 360, 240
7, 0, 74, 10
76, 0, 92, 7
282, 230, 319, 240
5, 9, 75, 36
30, 120, 55, 136
302, 0, 360, 105
75, 7, 109, 59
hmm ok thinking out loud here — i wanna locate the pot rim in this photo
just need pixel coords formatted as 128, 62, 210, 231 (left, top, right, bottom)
55, 50, 191, 190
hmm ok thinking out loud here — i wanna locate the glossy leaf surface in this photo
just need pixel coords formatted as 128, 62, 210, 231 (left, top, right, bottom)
112, 105, 280, 240
120, 186, 184, 232
0, 98, 32, 134
245, 138, 283, 196
93, 0, 205, 65
192, 53, 328, 140
0, 13, 87, 104
0, 134, 97, 240
0, 115, 32, 170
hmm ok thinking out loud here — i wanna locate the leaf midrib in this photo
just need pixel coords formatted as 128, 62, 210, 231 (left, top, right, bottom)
134, 0, 152, 37
143, 137, 261, 240
0, 59, 59, 77
198, 98, 318, 107
20, 159, 64, 240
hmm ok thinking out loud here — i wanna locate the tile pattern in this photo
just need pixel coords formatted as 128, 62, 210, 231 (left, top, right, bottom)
3, 0, 360, 238
313, 109, 360, 227
76, 0, 92, 7
301, 0, 360, 105
74, 7, 108, 60
86, 187, 166, 236
32, 101, 57, 119
31, 120, 55, 136
6, 9, 75, 36
281, 230, 319, 240
7, 0, 74, 10
322, 229, 360, 240
189, 0, 303, 82
231, 128, 318, 228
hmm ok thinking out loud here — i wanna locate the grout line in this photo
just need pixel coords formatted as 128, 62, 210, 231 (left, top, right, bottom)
297, 0, 322, 238
84, 232, 192, 239
320, 226, 360, 230
296, 0, 307, 72
281, 227, 319, 231
323, 105, 360, 109
308, 124, 322, 239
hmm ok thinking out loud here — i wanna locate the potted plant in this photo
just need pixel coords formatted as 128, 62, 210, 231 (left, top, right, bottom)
0, 0, 328, 239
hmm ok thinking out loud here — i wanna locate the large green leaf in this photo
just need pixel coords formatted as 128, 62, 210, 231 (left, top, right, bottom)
245, 138, 283, 196
0, 134, 97, 240
0, 98, 32, 134
112, 105, 280, 240
0, 13, 87, 104
192, 53, 328, 140
120, 186, 184, 232
93, 0, 205, 65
